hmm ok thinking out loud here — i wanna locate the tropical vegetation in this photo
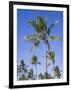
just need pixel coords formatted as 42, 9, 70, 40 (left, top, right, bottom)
17, 16, 62, 80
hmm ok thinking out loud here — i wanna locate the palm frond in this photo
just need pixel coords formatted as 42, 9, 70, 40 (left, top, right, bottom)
47, 20, 59, 35
24, 34, 39, 42
30, 55, 38, 64
49, 36, 61, 41
30, 41, 40, 53
28, 20, 41, 33
44, 40, 50, 51
47, 51, 55, 64
37, 16, 47, 34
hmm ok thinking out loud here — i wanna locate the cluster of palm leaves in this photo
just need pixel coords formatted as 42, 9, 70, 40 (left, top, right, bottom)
17, 16, 62, 80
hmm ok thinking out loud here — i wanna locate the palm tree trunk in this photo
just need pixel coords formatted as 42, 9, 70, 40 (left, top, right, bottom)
35, 64, 37, 80
44, 44, 48, 79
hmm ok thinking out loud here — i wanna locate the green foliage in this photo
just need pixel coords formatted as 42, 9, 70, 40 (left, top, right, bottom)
19, 74, 28, 80
24, 34, 39, 42
54, 66, 61, 78
49, 36, 61, 41
30, 55, 38, 64
47, 20, 59, 35
47, 51, 55, 64
17, 60, 28, 80
38, 73, 45, 79
27, 69, 33, 79
20, 16, 62, 80
37, 16, 47, 34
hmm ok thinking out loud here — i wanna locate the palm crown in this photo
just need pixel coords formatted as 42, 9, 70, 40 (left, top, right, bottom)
24, 16, 61, 52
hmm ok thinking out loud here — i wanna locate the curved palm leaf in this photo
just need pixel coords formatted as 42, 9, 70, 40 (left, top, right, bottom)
30, 41, 40, 53
44, 40, 50, 51
49, 36, 61, 41
47, 51, 55, 64
24, 34, 39, 42
30, 55, 38, 64
37, 16, 47, 34
28, 20, 41, 33
47, 20, 59, 35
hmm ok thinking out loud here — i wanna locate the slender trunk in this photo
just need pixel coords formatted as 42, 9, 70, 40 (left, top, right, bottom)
44, 44, 47, 79
53, 62, 55, 78
35, 64, 37, 79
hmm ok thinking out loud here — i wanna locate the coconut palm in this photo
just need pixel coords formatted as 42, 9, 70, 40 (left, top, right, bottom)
54, 65, 62, 78
46, 51, 55, 64
24, 16, 61, 79
27, 68, 33, 80
30, 55, 41, 79
17, 60, 28, 80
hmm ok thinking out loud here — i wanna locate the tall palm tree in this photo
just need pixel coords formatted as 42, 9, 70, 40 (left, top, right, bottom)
24, 16, 61, 79
30, 55, 41, 79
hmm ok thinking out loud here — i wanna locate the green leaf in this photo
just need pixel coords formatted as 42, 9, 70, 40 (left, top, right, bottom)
24, 34, 39, 42
44, 40, 50, 51
28, 20, 41, 33
54, 65, 61, 78
30, 55, 38, 64
37, 16, 47, 34
47, 51, 55, 64
47, 20, 59, 35
49, 36, 61, 41
30, 41, 40, 53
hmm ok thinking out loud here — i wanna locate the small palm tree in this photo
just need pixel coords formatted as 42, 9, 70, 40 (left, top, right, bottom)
17, 60, 28, 80
30, 55, 41, 79
54, 65, 62, 78
24, 16, 61, 79
47, 51, 55, 64
27, 68, 33, 80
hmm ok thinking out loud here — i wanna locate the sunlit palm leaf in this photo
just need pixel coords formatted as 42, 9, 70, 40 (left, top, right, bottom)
47, 20, 59, 35
47, 51, 55, 64
28, 20, 41, 33
30, 55, 38, 64
30, 41, 40, 53
37, 16, 47, 34
49, 36, 61, 41
24, 34, 39, 42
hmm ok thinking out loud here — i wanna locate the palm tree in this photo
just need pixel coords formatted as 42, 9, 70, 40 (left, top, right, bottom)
24, 16, 61, 79
27, 68, 33, 80
30, 55, 41, 79
17, 60, 28, 80
47, 52, 55, 63
54, 65, 62, 78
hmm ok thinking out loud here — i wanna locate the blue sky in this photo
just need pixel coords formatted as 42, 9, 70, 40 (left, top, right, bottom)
17, 9, 63, 78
